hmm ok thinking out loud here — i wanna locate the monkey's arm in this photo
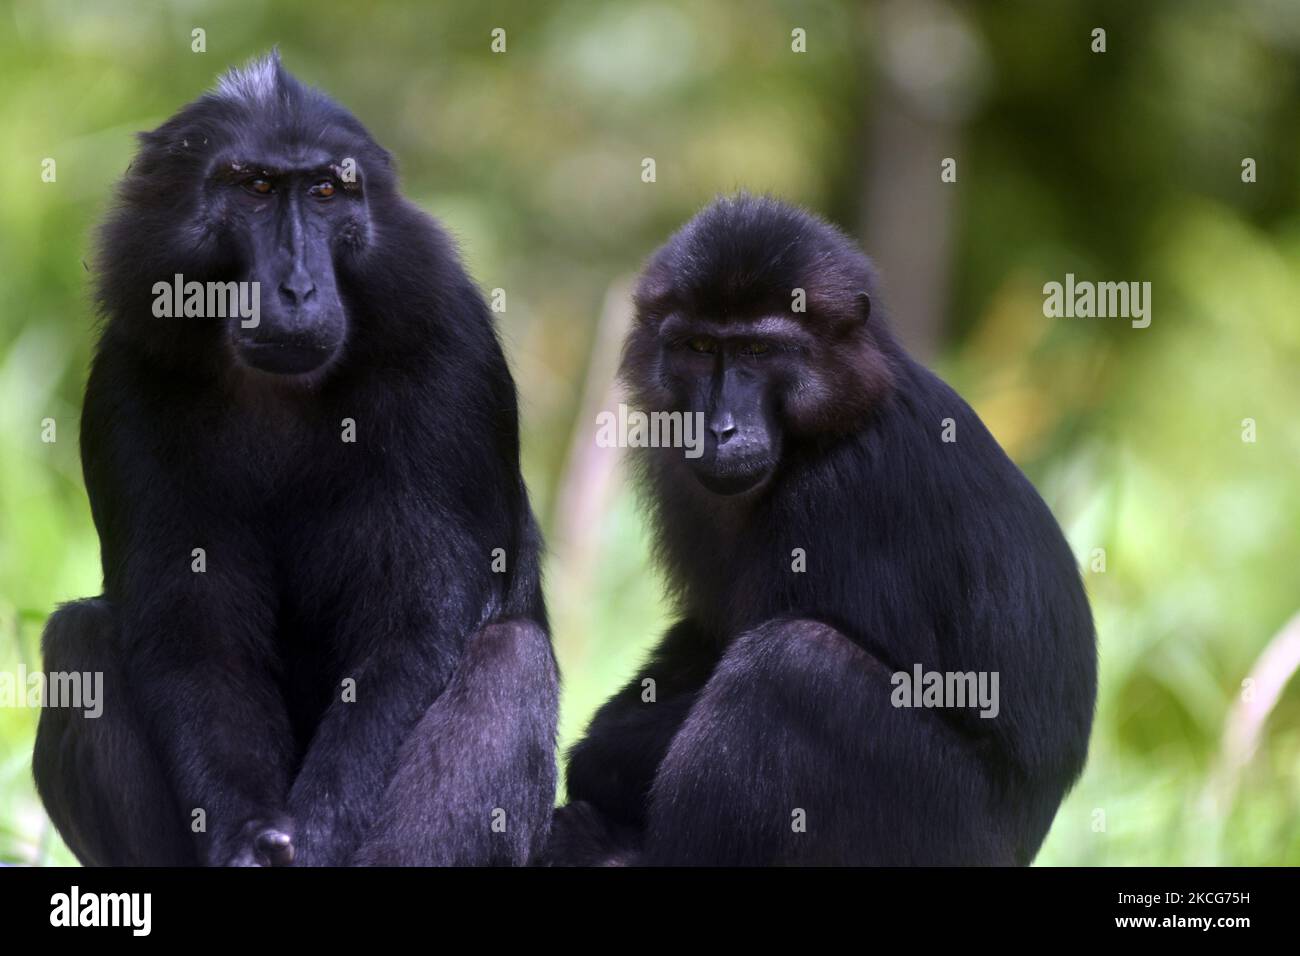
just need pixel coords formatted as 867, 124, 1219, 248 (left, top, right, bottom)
115, 538, 296, 867
81, 373, 299, 867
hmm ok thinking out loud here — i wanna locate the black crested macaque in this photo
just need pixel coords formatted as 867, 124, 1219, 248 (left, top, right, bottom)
549, 194, 1096, 865
33, 51, 557, 867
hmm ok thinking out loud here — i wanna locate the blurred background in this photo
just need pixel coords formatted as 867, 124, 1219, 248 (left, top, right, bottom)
2, 0, 1298, 865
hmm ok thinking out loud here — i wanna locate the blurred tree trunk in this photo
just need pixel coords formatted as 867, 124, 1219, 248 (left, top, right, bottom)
858, 0, 985, 360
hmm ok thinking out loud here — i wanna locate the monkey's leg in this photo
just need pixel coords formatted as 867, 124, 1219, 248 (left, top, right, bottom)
352, 618, 558, 866
641, 618, 1015, 866
547, 619, 715, 865
32, 598, 197, 866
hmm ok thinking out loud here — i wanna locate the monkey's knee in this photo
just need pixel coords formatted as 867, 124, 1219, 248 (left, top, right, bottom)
471, 619, 558, 858
465, 621, 561, 723
359, 618, 557, 866
667, 618, 888, 780
39, 597, 114, 671
34, 599, 117, 789
657, 619, 869, 775
717, 618, 881, 689
33, 599, 117, 862
33, 598, 193, 866
475, 618, 554, 672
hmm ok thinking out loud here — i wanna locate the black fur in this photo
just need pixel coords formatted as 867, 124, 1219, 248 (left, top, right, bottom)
551, 194, 1096, 865
32, 52, 557, 866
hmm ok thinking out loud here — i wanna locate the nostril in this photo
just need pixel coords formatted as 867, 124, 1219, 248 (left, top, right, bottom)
710, 422, 737, 443
278, 281, 316, 306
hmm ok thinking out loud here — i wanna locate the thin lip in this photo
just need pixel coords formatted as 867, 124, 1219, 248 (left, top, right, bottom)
236, 340, 336, 375
239, 340, 332, 355
695, 453, 775, 478
692, 458, 774, 496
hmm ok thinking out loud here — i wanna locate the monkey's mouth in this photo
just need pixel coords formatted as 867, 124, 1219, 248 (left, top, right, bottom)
690, 455, 774, 496
233, 312, 345, 376
236, 337, 339, 375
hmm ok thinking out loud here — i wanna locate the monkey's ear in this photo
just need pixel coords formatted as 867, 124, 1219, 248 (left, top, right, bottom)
856, 291, 872, 324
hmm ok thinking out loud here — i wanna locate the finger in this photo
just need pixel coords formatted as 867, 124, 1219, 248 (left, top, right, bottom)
255, 828, 295, 866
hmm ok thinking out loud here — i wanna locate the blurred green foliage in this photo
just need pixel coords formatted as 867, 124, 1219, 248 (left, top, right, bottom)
1, 0, 1298, 865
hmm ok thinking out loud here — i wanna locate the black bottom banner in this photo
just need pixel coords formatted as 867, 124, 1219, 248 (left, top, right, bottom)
0, 865, 1285, 941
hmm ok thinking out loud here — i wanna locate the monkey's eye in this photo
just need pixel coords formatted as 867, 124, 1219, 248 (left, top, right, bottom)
243, 178, 274, 195
686, 337, 717, 354
310, 179, 336, 199
739, 341, 771, 356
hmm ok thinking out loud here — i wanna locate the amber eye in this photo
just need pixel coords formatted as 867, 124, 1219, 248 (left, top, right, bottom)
687, 337, 717, 354
245, 177, 273, 195
310, 179, 336, 199
740, 341, 770, 356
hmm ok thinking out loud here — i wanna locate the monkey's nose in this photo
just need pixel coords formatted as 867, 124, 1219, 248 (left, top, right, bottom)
709, 413, 737, 444
279, 277, 316, 307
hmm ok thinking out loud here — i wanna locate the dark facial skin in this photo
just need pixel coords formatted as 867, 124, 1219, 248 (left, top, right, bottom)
214, 156, 366, 376
659, 315, 814, 495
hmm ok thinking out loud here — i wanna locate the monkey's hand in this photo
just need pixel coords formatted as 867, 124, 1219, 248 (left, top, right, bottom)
210, 817, 296, 867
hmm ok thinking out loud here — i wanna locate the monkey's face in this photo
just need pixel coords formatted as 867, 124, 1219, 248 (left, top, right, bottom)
658, 317, 813, 496
213, 156, 370, 376
626, 194, 899, 499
